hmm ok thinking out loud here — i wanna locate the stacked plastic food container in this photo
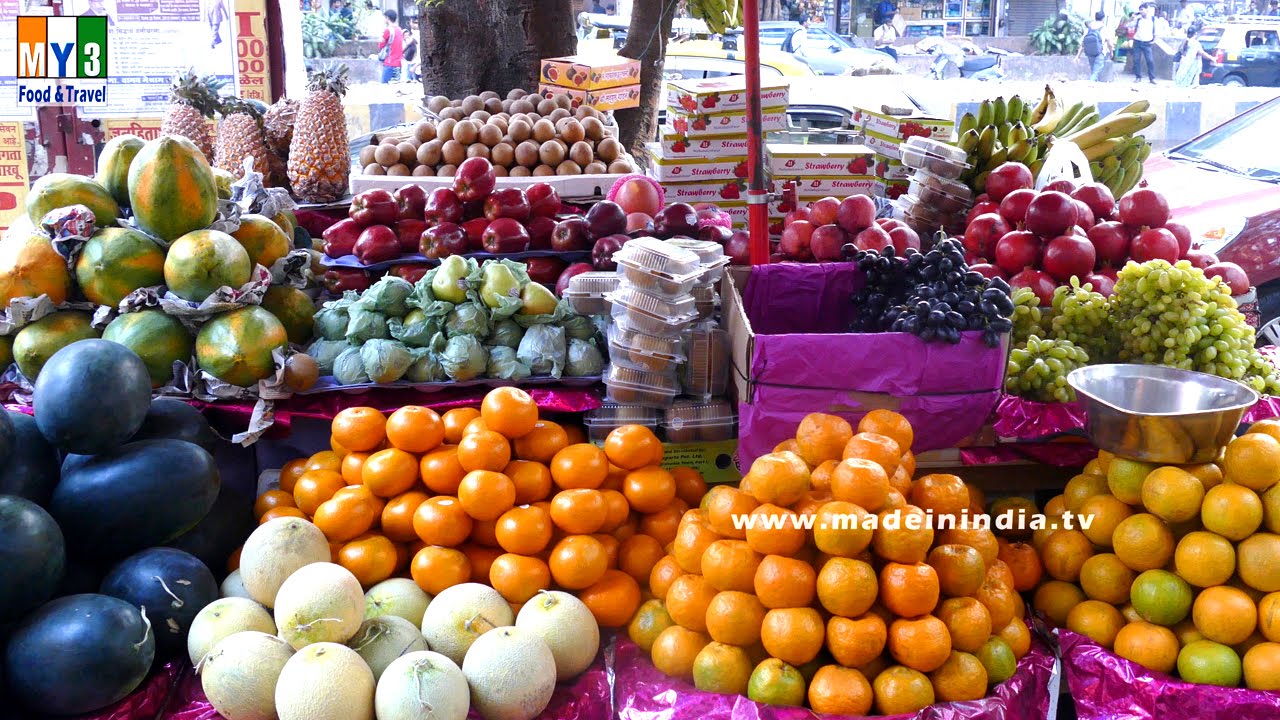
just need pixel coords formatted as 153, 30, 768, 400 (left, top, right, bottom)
895, 136, 974, 240
564, 236, 737, 446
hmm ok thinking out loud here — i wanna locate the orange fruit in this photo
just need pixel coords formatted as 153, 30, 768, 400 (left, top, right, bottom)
456, 430, 512, 474
671, 467, 707, 507
754, 555, 817, 610
340, 452, 369, 485
701, 539, 763, 593
1224, 432, 1280, 492
1142, 466, 1206, 523
1203, 483, 1265, 541
812, 500, 873, 558
744, 504, 805, 556
1258, 593, 1280, 642
795, 413, 854, 466
1066, 600, 1126, 650
872, 506, 934, 564
976, 578, 1018, 630
640, 505, 684, 546
830, 458, 891, 511
412, 445, 461, 494
704, 486, 758, 539
873, 666, 935, 715
816, 557, 877, 618
413, 495, 473, 547
827, 613, 887, 668
549, 488, 607, 535
1041, 529, 1095, 581
843, 432, 901, 476
808, 665, 873, 716
503, 460, 553, 505
1243, 641, 1280, 690
761, 607, 825, 666
1194, 585, 1258, 645
410, 545, 470, 595
1079, 553, 1137, 605
997, 618, 1032, 660
227, 546, 242, 573
859, 409, 913, 452
512, 420, 569, 464
293, 469, 345, 516
666, 574, 718, 633
313, 485, 383, 542
579, 569, 643, 628
986, 558, 1017, 591
629, 599, 675, 653
623, 467, 677, 514
1174, 531, 1236, 588
604, 425, 664, 470
910, 474, 970, 516
936, 525, 1000, 566
441, 408, 481, 444
305, 451, 343, 474
331, 407, 387, 452
253, 489, 296, 519
1113, 513, 1175, 572
880, 562, 940, 617
672, 517, 720, 574
550, 443, 609, 490
937, 597, 993, 653
489, 553, 552, 604
598, 489, 631, 533
385, 405, 445, 453
618, 534, 665, 584
494, 504, 553, 555
360, 448, 419, 498
1033, 580, 1087, 627
1078, 495, 1133, 548
741, 451, 811, 506
338, 534, 397, 587
928, 544, 987, 598
773, 438, 802, 455
997, 540, 1044, 592
888, 615, 952, 672
929, 651, 988, 703
692, 641, 754, 695
279, 458, 307, 494
592, 532, 620, 568
456, 470, 516, 521
1063, 472, 1110, 513
548, 534, 609, 590
705, 591, 766, 646
463, 544, 504, 584
649, 556, 686, 600
259, 506, 305, 524
481, 387, 539, 439
810, 461, 839, 492
651, 626, 710, 681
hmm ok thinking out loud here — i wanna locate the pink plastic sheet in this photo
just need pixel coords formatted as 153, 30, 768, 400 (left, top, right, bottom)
960, 444, 1098, 468
63, 661, 182, 720
613, 631, 1057, 720
1060, 629, 1280, 720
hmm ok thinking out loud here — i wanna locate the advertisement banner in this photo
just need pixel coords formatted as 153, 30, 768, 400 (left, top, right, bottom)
0, 0, 39, 120
0, 122, 30, 234
234, 0, 271, 102
102, 116, 212, 139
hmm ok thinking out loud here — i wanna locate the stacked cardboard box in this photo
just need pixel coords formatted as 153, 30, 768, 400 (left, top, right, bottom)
538, 54, 641, 111
646, 77, 790, 228
764, 143, 878, 227
851, 106, 956, 200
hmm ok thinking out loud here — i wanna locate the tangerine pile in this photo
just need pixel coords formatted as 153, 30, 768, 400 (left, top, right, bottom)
1031, 419, 1280, 690
626, 410, 1035, 715
240, 386, 708, 627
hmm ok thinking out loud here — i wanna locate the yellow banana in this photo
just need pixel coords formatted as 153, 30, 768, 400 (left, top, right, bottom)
1057, 108, 1099, 137
959, 128, 980, 152
959, 113, 978, 136
1031, 92, 1066, 134
977, 125, 996, 163
1029, 84, 1054, 124
1007, 96, 1024, 127
1064, 112, 1157, 148
1081, 138, 1124, 162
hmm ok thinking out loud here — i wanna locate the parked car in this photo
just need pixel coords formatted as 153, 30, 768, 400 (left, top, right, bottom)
1197, 18, 1280, 87
751, 21, 900, 76
1142, 96, 1280, 323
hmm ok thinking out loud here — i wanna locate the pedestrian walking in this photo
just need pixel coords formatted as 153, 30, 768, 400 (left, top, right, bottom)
1077, 12, 1111, 81
1174, 26, 1215, 86
372, 9, 404, 84
1130, 4, 1157, 84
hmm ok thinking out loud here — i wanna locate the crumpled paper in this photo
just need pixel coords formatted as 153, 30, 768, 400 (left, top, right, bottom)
41, 204, 96, 266
269, 249, 313, 289
0, 294, 103, 336
194, 347, 291, 446
230, 155, 298, 221
117, 264, 272, 322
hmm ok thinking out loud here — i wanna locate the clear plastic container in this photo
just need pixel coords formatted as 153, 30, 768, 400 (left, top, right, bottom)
616, 264, 701, 298
585, 403, 660, 443
608, 324, 686, 374
692, 285, 718, 321
563, 271, 620, 316
604, 364, 681, 408
614, 237, 702, 279
662, 399, 737, 443
908, 171, 973, 214
901, 136, 971, 180
667, 238, 732, 285
608, 287, 699, 336
682, 326, 730, 399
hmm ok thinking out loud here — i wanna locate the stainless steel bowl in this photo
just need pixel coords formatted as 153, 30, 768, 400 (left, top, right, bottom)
1067, 364, 1259, 464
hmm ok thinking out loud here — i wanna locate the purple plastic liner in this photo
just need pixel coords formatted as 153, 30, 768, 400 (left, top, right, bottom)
960, 444, 1098, 468
1060, 629, 1280, 720
64, 661, 182, 720
736, 263, 1006, 465
614, 630, 1057, 720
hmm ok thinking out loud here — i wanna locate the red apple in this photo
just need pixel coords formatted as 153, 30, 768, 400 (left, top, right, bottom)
994, 230, 1041, 276
396, 219, 427, 253
1130, 227, 1180, 263
482, 218, 530, 254
614, 177, 663, 216
810, 224, 848, 262
780, 220, 815, 259
526, 182, 561, 219
699, 224, 732, 245
1205, 262, 1250, 295
421, 222, 468, 259
551, 217, 592, 252
354, 225, 400, 264
1042, 234, 1097, 283
654, 203, 699, 239
555, 262, 594, 296
585, 200, 627, 239
394, 184, 429, 221
527, 216, 556, 250
964, 213, 1012, 260
626, 212, 655, 236
1185, 248, 1219, 269
349, 188, 397, 226
453, 157, 497, 201
1024, 191, 1078, 238
1117, 188, 1170, 229
483, 188, 530, 222
525, 257, 568, 286
1071, 183, 1116, 220
1087, 222, 1131, 267
808, 197, 841, 227
1165, 221, 1193, 257
986, 162, 1034, 202
425, 188, 465, 225
592, 234, 629, 270
461, 217, 489, 252
321, 217, 362, 257
836, 195, 876, 235
390, 263, 430, 284
853, 225, 892, 252
1010, 268, 1057, 306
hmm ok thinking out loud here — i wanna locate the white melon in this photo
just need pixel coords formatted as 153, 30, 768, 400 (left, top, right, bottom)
461, 627, 556, 720
239, 517, 329, 607
200, 631, 294, 720
220, 569, 252, 599
374, 650, 469, 720
346, 615, 427, 680
365, 578, 431, 625
187, 597, 276, 666
515, 590, 600, 681
274, 562, 364, 649
275, 642, 374, 720
420, 582, 513, 666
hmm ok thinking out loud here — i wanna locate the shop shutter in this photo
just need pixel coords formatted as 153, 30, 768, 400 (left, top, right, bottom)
1005, 0, 1057, 35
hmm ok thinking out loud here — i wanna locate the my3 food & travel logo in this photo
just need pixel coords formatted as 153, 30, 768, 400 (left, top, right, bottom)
16, 16, 108, 107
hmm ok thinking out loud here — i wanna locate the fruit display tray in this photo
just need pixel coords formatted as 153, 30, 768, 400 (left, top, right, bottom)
296, 374, 602, 395
349, 172, 630, 200
321, 249, 590, 271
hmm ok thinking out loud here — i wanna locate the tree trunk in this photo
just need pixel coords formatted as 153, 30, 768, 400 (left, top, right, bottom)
761, 0, 783, 21
614, 0, 676, 157
419, 0, 576, 99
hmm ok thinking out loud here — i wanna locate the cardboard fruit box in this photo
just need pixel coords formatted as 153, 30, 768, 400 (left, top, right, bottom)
852, 106, 955, 143
644, 143, 747, 182
537, 83, 639, 112
767, 143, 876, 177
665, 105, 789, 139
662, 178, 748, 205
658, 131, 750, 159
539, 54, 640, 91
723, 263, 1007, 466
666, 77, 789, 116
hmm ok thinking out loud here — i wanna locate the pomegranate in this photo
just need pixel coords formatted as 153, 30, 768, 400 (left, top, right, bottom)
964, 213, 1012, 260
969, 262, 1007, 280
986, 162, 1035, 202
780, 221, 815, 259
1204, 262, 1250, 295
1042, 234, 1097, 283
1024, 191, 1078, 238
1130, 227, 1180, 263
784, 208, 811, 228
888, 226, 921, 254
836, 195, 876, 235
698, 224, 732, 245
967, 201, 1000, 228
1071, 183, 1116, 220
1185, 248, 1219, 269
998, 189, 1037, 227
1087, 221, 1131, 267
613, 178, 663, 216
810, 224, 848, 262
1164, 220, 1193, 257
1084, 272, 1116, 297
1073, 200, 1096, 231
1117, 188, 1170, 229
853, 225, 893, 252
1010, 268, 1057, 306
808, 197, 841, 227
1045, 179, 1078, 194
994, 230, 1042, 276
876, 218, 908, 232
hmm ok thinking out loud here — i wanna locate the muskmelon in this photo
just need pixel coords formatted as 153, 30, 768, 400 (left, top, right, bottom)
273, 562, 364, 650
201, 630, 294, 720
187, 596, 277, 666
461, 626, 556, 720
238, 517, 329, 607
221, 569, 252, 599
515, 590, 600, 681
375, 651, 469, 720
365, 578, 431, 626
346, 615, 426, 681
419, 583, 513, 666
275, 642, 374, 720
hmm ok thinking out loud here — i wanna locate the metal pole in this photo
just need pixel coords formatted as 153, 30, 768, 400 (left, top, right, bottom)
742, 0, 770, 265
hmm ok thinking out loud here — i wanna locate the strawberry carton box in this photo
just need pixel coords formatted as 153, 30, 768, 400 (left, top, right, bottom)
662, 178, 749, 204
537, 83, 639, 112
864, 130, 908, 160
665, 105, 788, 138
666, 77, 789, 116
877, 157, 912, 181
766, 143, 876, 177
658, 132, 751, 158
645, 142, 748, 182
772, 176, 879, 198
539, 54, 641, 91
876, 178, 910, 200
852, 106, 955, 143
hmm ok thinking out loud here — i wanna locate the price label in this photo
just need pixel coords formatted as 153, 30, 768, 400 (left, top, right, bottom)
236, 0, 272, 102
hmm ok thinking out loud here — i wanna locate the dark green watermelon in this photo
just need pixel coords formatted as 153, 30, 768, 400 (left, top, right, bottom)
56, 556, 111, 597
50, 439, 220, 559
166, 483, 254, 577
0, 410, 13, 466
129, 397, 220, 453
99, 548, 218, 657
0, 411, 59, 505
33, 339, 151, 455
0, 496, 65, 622
4, 593, 155, 715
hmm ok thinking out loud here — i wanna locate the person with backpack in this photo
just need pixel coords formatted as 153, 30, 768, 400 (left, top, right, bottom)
370, 9, 404, 84
1077, 11, 1111, 81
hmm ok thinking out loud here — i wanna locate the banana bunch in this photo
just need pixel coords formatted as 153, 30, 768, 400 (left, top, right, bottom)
1089, 135, 1152, 197
691, 0, 740, 34
956, 94, 1045, 194
1026, 86, 1157, 196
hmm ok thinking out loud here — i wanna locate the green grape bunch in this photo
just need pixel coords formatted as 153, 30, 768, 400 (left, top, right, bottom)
1006, 335, 1091, 403
1049, 277, 1115, 363
1010, 287, 1045, 347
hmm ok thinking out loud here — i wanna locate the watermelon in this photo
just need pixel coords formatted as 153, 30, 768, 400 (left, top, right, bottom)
163, 229, 253, 302
102, 309, 194, 387
0, 495, 65, 622
0, 231, 73, 307
4, 594, 155, 715
95, 134, 144, 208
128, 135, 218, 241
51, 438, 220, 559
196, 306, 288, 387
12, 310, 99, 381
261, 285, 317, 346
130, 397, 219, 452
231, 214, 291, 269
75, 227, 167, 307
33, 338, 151, 454
166, 483, 254, 575
0, 411, 59, 505
25, 172, 120, 227
99, 547, 218, 656
0, 407, 11, 466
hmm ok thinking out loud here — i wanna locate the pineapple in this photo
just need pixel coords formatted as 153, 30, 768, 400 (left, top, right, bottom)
263, 97, 298, 157
213, 98, 283, 185
288, 66, 350, 204
160, 70, 224, 161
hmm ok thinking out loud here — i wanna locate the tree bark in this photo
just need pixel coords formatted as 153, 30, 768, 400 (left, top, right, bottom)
614, 0, 676, 157
419, 0, 577, 99
761, 0, 783, 21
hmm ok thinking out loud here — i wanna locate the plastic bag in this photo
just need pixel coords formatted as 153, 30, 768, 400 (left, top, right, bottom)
313, 293, 355, 340
487, 345, 532, 381
306, 338, 351, 375
355, 275, 414, 317
560, 313, 598, 341
440, 334, 488, 381
361, 338, 413, 383
1035, 139, 1093, 190
566, 338, 605, 377
445, 302, 492, 339
517, 324, 566, 378
486, 318, 526, 349
405, 347, 445, 383
388, 309, 441, 348
333, 347, 370, 385
345, 306, 389, 343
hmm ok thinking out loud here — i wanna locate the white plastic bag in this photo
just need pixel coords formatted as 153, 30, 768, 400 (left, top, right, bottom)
1035, 140, 1093, 190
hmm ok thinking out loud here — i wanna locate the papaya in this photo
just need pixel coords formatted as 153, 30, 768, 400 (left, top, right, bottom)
75, 227, 166, 307
13, 311, 99, 380
94, 134, 144, 208
25, 173, 119, 228
272, 208, 297, 238
128, 135, 218, 241
164, 229, 252, 302
33, 338, 152, 455
212, 167, 235, 200
0, 231, 73, 306
0, 334, 12, 368
231, 214, 291, 269
102, 309, 194, 387
196, 305, 288, 387
261, 285, 316, 345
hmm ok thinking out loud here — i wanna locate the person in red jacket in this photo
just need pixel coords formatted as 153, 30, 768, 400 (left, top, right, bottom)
373, 9, 403, 83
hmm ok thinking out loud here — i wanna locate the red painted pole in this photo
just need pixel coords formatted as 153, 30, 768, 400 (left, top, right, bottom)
742, 0, 769, 266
